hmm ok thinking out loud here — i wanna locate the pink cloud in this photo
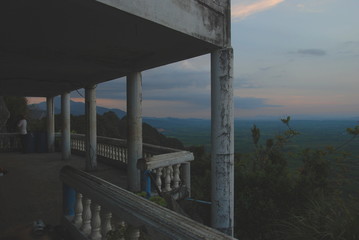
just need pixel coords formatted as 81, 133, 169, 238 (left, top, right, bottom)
232, 0, 285, 20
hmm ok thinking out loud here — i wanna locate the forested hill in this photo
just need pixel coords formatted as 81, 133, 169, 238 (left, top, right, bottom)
30, 100, 126, 118
53, 111, 184, 150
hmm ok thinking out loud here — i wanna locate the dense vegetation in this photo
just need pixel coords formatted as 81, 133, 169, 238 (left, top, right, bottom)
189, 117, 359, 239
2, 96, 28, 132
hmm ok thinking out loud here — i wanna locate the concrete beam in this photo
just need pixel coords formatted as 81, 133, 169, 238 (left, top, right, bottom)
46, 96, 55, 153
96, 0, 227, 46
85, 85, 97, 171
62, 92, 71, 160
127, 72, 143, 192
211, 47, 234, 236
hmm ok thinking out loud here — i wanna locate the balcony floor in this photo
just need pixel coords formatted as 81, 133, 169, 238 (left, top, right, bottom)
0, 152, 127, 239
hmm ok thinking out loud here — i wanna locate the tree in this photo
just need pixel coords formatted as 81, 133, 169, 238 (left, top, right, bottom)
3, 96, 28, 132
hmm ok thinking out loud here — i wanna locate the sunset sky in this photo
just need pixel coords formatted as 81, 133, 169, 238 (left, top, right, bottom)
29, 0, 359, 119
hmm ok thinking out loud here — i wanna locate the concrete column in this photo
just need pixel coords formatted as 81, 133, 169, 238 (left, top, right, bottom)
61, 92, 71, 160
210, 47, 234, 236
85, 85, 97, 171
46, 96, 55, 152
126, 72, 142, 192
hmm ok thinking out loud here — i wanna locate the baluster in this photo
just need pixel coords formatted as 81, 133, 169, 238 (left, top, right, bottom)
170, 165, 174, 181
90, 204, 102, 240
125, 149, 128, 163
80, 198, 92, 235
119, 148, 123, 162
128, 226, 140, 240
101, 211, 112, 240
109, 145, 112, 159
118, 221, 126, 240
73, 193, 83, 228
165, 167, 172, 192
173, 164, 181, 189
156, 168, 163, 192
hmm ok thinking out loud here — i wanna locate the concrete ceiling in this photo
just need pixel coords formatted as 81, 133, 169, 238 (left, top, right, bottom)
0, 0, 227, 97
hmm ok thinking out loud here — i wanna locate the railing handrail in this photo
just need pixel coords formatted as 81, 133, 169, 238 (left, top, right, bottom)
60, 166, 236, 240
139, 151, 194, 170
57, 133, 183, 155
0, 132, 20, 136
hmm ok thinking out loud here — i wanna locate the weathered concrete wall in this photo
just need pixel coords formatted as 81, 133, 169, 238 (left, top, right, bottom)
0, 97, 10, 132
96, 0, 227, 47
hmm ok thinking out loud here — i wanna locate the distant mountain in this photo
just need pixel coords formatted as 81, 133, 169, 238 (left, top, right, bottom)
29, 99, 126, 118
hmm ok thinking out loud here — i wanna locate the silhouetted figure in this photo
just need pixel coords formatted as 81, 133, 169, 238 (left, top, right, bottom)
17, 115, 28, 153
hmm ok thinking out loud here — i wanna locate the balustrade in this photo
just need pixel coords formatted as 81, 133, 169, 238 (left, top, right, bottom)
65, 134, 193, 196
0, 133, 21, 152
61, 166, 236, 240
138, 151, 194, 197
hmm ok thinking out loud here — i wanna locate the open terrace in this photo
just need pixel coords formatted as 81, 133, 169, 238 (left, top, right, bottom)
0, 152, 127, 238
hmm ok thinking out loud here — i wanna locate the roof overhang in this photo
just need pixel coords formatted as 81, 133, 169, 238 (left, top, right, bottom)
0, 0, 229, 97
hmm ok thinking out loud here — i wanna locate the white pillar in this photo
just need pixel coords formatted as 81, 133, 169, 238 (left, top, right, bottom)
46, 96, 55, 152
210, 47, 234, 236
62, 92, 71, 160
85, 85, 97, 171
127, 72, 142, 192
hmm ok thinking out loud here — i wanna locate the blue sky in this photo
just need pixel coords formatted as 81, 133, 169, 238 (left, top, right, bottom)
29, 0, 359, 119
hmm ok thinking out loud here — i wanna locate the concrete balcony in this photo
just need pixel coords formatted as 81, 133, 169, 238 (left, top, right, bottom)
0, 134, 236, 240
0, 152, 127, 237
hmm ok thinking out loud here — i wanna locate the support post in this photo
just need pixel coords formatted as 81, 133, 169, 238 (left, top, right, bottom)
127, 72, 143, 192
63, 183, 76, 216
210, 47, 234, 236
62, 92, 71, 160
46, 96, 55, 152
85, 85, 97, 171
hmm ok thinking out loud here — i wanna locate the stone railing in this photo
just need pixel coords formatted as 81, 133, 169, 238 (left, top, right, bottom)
68, 134, 184, 164
0, 133, 21, 152
60, 166, 236, 240
138, 151, 193, 199
65, 134, 193, 195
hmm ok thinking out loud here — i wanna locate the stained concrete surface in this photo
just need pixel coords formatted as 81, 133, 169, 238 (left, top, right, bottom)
0, 152, 127, 239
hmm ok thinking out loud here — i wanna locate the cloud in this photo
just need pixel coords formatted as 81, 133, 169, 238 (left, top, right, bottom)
336, 41, 359, 57
294, 0, 334, 13
235, 77, 262, 89
297, 49, 327, 56
232, 0, 285, 21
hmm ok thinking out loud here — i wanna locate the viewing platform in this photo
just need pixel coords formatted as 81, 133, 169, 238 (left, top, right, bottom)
0, 152, 127, 238
1, 0, 235, 237
0, 134, 235, 240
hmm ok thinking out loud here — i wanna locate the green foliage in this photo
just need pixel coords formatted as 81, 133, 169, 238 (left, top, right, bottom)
3, 96, 28, 132
234, 118, 359, 239
136, 191, 167, 207
189, 117, 359, 240
188, 146, 211, 201
277, 196, 359, 240
148, 196, 167, 207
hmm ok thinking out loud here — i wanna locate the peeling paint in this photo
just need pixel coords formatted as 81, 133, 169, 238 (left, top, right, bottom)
211, 47, 234, 236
